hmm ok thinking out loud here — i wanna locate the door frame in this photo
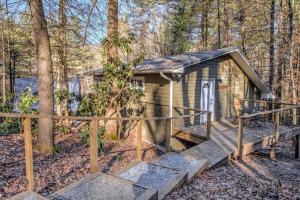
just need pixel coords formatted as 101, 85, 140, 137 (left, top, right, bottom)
200, 78, 215, 121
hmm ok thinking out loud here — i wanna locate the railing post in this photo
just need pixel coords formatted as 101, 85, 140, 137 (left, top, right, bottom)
137, 120, 143, 161
293, 107, 297, 125
89, 119, 98, 173
296, 134, 300, 159
270, 112, 280, 160
24, 117, 34, 191
206, 112, 212, 140
235, 118, 244, 159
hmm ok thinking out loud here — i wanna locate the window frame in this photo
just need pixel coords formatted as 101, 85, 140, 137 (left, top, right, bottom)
129, 76, 145, 91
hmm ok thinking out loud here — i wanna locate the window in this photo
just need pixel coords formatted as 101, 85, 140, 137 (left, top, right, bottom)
130, 77, 145, 91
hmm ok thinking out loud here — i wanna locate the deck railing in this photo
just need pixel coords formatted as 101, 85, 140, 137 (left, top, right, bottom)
235, 103, 300, 159
0, 106, 211, 192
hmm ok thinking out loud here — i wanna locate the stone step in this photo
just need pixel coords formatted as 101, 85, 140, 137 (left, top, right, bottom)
182, 140, 230, 168
10, 191, 48, 200
48, 172, 157, 200
117, 162, 187, 200
150, 153, 208, 183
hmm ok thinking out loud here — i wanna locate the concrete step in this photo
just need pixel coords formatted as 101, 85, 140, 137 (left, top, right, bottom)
10, 191, 48, 200
182, 140, 230, 168
48, 172, 157, 200
150, 153, 208, 183
117, 162, 187, 200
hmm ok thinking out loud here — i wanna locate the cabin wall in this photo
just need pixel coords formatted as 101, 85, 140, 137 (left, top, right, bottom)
173, 55, 260, 121
139, 74, 171, 145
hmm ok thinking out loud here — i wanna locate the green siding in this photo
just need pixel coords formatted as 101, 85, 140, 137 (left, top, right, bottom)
173, 55, 259, 121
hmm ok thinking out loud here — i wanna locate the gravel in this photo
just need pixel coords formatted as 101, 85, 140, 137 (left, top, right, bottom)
165, 139, 300, 200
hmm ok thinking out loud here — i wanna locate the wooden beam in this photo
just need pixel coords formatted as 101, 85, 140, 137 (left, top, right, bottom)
173, 130, 206, 144
270, 112, 279, 160
206, 112, 212, 139
89, 119, 98, 173
23, 117, 34, 191
235, 118, 244, 159
137, 120, 143, 161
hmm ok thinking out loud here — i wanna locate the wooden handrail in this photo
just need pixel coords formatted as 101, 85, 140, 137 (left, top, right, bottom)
140, 101, 206, 113
241, 99, 297, 106
0, 111, 207, 121
239, 105, 300, 119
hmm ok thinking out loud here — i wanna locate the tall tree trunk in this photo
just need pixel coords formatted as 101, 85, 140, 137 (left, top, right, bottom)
57, 0, 68, 118
287, 0, 297, 104
223, 0, 230, 47
1, 5, 6, 102
269, 0, 276, 94
238, 0, 246, 54
29, 0, 54, 153
107, 0, 118, 63
217, 0, 221, 48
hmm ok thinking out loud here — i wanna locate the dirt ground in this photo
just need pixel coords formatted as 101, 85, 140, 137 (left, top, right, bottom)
0, 131, 161, 198
165, 140, 300, 200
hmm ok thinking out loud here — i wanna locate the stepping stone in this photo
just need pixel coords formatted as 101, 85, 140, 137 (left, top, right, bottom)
150, 153, 208, 183
49, 172, 157, 200
117, 162, 187, 200
182, 140, 230, 168
10, 191, 48, 200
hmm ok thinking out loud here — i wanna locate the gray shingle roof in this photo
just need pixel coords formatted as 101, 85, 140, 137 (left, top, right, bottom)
135, 47, 237, 73
82, 47, 237, 75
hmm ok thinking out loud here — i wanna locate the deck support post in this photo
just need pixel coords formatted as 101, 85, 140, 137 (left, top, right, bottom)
89, 119, 99, 173
270, 112, 280, 160
166, 119, 172, 152
295, 134, 300, 159
235, 118, 244, 160
206, 112, 212, 140
137, 120, 143, 161
24, 117, 34, 191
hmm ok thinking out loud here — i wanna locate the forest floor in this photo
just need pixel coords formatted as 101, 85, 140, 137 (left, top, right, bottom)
0, 129, 161, 198
165, 139, 300, 200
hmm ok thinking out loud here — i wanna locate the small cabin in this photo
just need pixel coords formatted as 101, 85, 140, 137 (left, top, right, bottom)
80, 47, 272, 145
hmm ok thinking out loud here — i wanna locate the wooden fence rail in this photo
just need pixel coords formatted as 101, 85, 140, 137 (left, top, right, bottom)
0, 108, 211, 192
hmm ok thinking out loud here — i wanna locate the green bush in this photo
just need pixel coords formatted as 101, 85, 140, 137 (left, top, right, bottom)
0, 118, 21, 135
57, 124, 71, 134
0, 97, 21, 135
19, 90, 38, 114
80, 125, 105, 153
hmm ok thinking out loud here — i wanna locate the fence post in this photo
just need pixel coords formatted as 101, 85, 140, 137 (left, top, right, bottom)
270, 112, 280, 160
235, 118, 244, 159
206, 112, 212, 140
24, 117, 34, 191
89, 119, 98, 173
137, 120, 143, 161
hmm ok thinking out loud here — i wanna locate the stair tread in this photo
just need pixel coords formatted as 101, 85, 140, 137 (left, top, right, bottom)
48, 172, 157, 200
10, 191, 48, 200
182, 140, 230, 168
151, 153, 208, 182
117, 162, 187, 200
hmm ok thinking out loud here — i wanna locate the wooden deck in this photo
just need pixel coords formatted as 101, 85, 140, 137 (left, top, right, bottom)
211, 121, 300, 157
181, 120, 300, 167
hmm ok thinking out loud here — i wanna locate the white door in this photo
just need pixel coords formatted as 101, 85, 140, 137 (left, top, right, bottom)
201, 79, 215, 121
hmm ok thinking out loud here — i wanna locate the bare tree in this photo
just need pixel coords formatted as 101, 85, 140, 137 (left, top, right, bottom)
29, 0, 54, 153
269, 0, 276, 93
57, 0, 68, 118
107, 0, 118, 63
